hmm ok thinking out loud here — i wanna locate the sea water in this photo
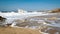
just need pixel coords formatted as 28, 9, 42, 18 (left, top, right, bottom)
0, 12, 60, 34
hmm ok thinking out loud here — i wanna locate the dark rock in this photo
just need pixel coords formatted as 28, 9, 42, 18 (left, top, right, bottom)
0, 16, 6, 22
50, 8, 60, 13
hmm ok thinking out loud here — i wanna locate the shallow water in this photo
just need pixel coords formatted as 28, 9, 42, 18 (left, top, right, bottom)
0, 13, 60, 34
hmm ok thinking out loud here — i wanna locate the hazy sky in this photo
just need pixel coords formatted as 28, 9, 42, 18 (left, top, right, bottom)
0, 0, 60, 11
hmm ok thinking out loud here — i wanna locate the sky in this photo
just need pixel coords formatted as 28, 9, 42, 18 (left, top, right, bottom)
0, 0, 60, 11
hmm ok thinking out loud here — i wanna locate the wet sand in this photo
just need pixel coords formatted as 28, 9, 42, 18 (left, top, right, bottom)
0, 27, 41, 34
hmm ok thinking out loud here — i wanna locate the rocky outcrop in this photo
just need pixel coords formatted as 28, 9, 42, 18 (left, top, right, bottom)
0, 16, 6, 22
50, 8, 60, 13
0, 16, 7, 27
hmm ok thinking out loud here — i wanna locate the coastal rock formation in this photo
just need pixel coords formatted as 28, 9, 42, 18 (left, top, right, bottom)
0, 16, 6, 22
50, 8, 60, 13
0, 16, 7, 27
